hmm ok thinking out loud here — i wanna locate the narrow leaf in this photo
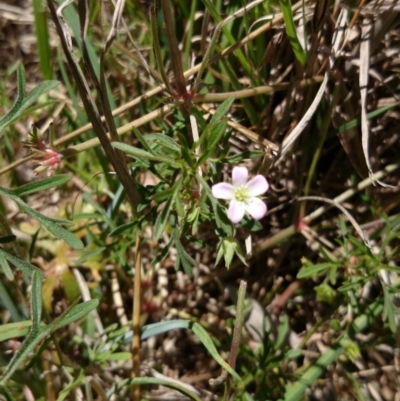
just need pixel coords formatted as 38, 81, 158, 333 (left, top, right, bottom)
191, 322, 241, 382
0, 257, 13, 280
0, 247, 41, 277
0, 321, 44, 342
51, 299, 99, 331
0, 299, 98, 385
30, 270, 44, 334
0, 64, 25, 133
14, 175, 70, 197
112, 142, 180, 167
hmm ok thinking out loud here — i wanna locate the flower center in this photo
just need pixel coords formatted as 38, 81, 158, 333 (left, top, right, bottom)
234, 186, 249, 203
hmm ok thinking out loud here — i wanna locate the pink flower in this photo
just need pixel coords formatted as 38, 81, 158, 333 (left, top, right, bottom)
33, 148, 62, 176
23, 125, 62, 176
212, 166, 269, 224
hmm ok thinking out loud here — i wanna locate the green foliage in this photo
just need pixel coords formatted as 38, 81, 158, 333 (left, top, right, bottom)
111, 97, 252, 273
279, 0, 307, 66
0, 177, 83, 250
0, 64, 59, 134
0, 0, 398, 399
0, 174, 91, 391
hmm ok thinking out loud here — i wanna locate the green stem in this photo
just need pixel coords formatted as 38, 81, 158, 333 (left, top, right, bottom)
223, 280, 247, 401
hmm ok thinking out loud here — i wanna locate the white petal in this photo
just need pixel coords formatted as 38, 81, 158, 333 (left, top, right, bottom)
246, 197, 267, 220
232, 166, 248, 186
228, 199, 246, 223
212, 182, 235, 200
246, 175, 269, 196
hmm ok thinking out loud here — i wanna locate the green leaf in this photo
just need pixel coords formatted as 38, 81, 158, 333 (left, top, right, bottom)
209, 96, 235, 125
0, 299, 98, 385
56, 369, 85, 401
172, 227, 195, 276
315, 283, 336, 304
225, 150, 264, 164
31, 270, 44, 334
0, 280, 22, 321
196, 97, 234, 164
196, 174, 233, 236
279, 0, 307, 66
283, 297, 384, 401
154, 177, 183, 241
112, 142, 180, 167
32, 0, 52, 79
0, 64, 59, 133
75, 247, 106, 266
0, 64, 25, 133
275, 315, 289, 351
239, 218, 263, 232
51, 299, 99, 331
0, 321, 46, 342
283, 344, 343, 401
215, 237, 247, 268
297, 262, 338, 279
191, 322, 241, 382
97, 352, 131, 362
141, 319, 193, 339
119, 319, 242, 383
0, 186, 82, 248
0, 256, 13, 280
140, 319, 241, 382
109, 221, 137, 237
14, 175, 70, 197
0, 247, 41, 277
16, 204, 83, 249
145, 133, 181, 153
151, 235, 173, 266
132, 127, 156, 154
